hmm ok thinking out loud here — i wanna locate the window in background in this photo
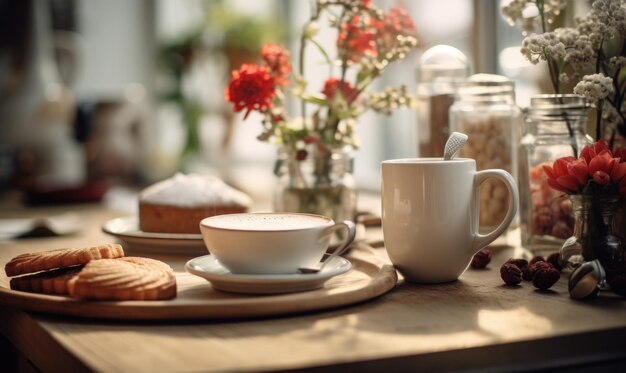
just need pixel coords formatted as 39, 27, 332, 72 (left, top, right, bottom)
154, 0, 478, 196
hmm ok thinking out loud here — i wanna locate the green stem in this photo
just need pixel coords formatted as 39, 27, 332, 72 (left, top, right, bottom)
596, 100, 603, 141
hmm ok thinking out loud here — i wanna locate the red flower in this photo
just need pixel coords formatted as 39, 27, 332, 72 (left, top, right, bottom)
611, 161, 626, 181
261, 44, 291, 86
588, 150, 617, 178
593, 171, 610, 185
580, 140, 610, 164
615, 147, 626, 163
322, 78, 360, 104
567, 159, 589, 185
338, 15, 378, 62
543, 157, 586, 193
377, 6, 417, 53
225, 64, 276, 119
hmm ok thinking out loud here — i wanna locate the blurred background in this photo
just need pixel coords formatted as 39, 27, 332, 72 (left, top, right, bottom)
0, 0, 587, 207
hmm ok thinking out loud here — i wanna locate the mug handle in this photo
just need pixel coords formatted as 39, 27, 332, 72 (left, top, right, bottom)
322, 220, 357, 258
471, 169, 519, 253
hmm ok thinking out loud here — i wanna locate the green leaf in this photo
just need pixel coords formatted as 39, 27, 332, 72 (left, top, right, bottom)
298, 93, 328, 106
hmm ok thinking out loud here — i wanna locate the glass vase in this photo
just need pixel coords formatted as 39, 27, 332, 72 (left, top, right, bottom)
560, 194, 626, 276
273, 145, 357, 224
519, 94, 593, 255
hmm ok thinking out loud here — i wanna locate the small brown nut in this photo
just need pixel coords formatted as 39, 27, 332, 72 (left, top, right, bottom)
471, 249, 492, 269
546, 252, 563, 272
500, 263, 522, 286
533, 266, 560, 290
523, 261, 552, 281
569, 260, 604, 299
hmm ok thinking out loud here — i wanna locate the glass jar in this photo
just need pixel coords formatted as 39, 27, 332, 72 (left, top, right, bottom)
560, 194, 626, 275
415, 45, 469, 157
519, 94, 593, 255
273, 145, 357, 224
450, 74, 521, 235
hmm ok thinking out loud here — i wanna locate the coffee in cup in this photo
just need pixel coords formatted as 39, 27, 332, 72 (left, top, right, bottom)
200, 212, 356, 274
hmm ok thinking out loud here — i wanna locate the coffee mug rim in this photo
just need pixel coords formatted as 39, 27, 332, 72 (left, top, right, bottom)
200, 212, 334, 232
382, 157, 475, 165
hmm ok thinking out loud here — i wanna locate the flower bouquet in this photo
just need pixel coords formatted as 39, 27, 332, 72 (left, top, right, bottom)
503, 0, 626, 250
225, 0, 418, 222
543, 139, 626, 279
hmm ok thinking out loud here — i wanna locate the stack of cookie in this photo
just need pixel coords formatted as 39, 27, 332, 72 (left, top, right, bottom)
5, 244, 176, 301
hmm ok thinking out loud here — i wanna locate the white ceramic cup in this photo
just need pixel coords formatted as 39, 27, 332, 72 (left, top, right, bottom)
381, 158, 519, 283
199, 212, 356, 274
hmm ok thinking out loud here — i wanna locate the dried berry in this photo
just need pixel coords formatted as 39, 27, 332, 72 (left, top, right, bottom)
505, 258, 528, 270
529, 256, 546, 266
546, 252, 562, 272
523, 261, 552, 281
471, 249, 492, 269
500, 263, 522, 286
532, 266, 560, 290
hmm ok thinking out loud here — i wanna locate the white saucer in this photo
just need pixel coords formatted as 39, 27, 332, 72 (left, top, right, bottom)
185, 255, 352, 294
102, 216, 206, 256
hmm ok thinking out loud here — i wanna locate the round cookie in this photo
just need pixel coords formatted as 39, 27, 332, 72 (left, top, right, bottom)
5, 244, 125, 277
67, 257, 176, 301
10, 266, 83, 295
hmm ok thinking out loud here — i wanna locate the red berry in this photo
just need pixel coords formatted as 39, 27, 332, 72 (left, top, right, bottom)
529, 256, 546, 266
471, 249, 492, 269
533, 267, 560, 290
547, 252, 562, 272
523, 261, 552, 281
500, 263, 522, 286
505, 258, 528, 270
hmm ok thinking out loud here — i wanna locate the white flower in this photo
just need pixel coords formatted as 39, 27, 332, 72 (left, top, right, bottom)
561, 32, 595, 71
609, 56, 626, 70
502, 0, 531, 26
501, 0, 567, 34
304, 21, 320, 39
601, 103, 621, 130
520, 32, 565, 64
559, 73, 569, 84
576, 0, 626, 49
573, 74, 615, 101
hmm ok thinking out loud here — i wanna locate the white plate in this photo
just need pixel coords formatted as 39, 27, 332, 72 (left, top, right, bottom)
102, 216, 206, 256
185, 255, 352, 294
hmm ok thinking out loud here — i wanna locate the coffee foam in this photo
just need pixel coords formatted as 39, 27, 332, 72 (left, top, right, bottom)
204, 213, 330, 231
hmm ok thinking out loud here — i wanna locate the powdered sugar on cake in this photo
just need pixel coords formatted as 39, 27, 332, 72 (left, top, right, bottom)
139, 174, 252, 208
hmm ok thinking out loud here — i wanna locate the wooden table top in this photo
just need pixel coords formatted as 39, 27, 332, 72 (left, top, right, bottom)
1, 200, 626, 372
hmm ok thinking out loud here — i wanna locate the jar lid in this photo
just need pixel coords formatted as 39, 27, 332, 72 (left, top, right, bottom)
527, 94, 591, 118
456, 74, 515, 98
416, 45, 470, 83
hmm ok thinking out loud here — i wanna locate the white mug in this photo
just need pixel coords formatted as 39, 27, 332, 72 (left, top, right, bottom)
200, 212, 356, 274
381, 158, 518, 283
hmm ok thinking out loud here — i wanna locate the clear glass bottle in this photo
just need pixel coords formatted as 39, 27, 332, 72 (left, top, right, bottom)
519, 94, 593, 255
273, 145, 357, 224
415, 45, 469, 157
450, 74, 521, 236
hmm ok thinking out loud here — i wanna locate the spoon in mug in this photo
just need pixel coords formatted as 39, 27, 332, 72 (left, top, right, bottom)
443, 132, 469, 160
298, 222, 357, 274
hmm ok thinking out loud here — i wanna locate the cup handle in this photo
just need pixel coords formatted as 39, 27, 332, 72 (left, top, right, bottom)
322, 220, 357, 257
471, 169, 519, 253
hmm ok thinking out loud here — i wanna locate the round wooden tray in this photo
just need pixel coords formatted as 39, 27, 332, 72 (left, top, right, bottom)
0, 257, 397, 320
